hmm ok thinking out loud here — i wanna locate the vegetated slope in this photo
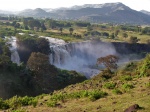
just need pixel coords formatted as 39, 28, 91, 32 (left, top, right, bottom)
1, 54, 150, 112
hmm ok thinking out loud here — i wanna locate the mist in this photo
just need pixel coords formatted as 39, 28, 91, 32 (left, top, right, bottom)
47, 39, 118, 78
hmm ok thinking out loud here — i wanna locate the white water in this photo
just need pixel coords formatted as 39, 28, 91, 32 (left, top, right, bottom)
41, 36, 117, 78
6, 36, 20, 65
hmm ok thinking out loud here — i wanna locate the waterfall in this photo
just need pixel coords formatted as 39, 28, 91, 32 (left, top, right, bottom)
41, 36, 117, 78
6, 36, 20, 65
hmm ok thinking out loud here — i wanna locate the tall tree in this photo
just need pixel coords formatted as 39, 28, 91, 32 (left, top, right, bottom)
97, 55, 119, 70
59, 27, 63, 33
69, 27, 74, 35
27, 52, 50, 74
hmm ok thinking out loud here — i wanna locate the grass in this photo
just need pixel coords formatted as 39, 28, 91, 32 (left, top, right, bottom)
1, 71, 149, 112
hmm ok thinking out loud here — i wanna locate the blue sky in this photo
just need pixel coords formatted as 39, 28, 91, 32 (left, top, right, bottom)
0, 0, 150, 11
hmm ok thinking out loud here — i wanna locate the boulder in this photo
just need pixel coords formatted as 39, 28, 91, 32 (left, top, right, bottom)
124, 104, 140, 112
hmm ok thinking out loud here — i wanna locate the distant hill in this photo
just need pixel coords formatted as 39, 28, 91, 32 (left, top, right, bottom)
1, 2, 150, 24
51, 2, 150, 24
18, 8, 57, 18
141, 10, 150, 16
0, 10, 14, 14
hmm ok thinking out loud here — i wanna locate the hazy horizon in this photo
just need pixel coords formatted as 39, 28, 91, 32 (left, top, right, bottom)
0, 0, 150, 12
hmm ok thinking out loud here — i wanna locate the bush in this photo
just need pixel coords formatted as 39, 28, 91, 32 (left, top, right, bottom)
0, 98, 9, 110
47, 100, 57, 107
122, 83, 134, 91
145, 82, 150, 88
7, 96, 38, 109
112, 89, 122, 95
48, 90, 107, 107
137, 54, 150, 77
121, 75, 132, 81
8, 96, 22, 109
21, 96, 33, 106
103, 82, 116, 89
88, 91, 107, 101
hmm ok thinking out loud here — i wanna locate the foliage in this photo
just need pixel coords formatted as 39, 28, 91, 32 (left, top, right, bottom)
122, 83, 134, 91
103, 82, 116, 89
69, 27, 74, 35
0, 98, 9, 109
16, 34, 50, 62
112, 89, 122, 95
136, 54, 150, 77
120, 75, 132, 81
74, 21, 90, 27
122, 32, 128, 39
92, 69, 113, 80
97, 55, 119, 70
27, 52, 50, 74
47, 100, 57, 107
57, 70, 86, 86
48, 90, 107, 106
145, 82, 150, 88
141, 27, 150, 35
0, 54, 11, 69
4, 96, 37, 110
129, 36, 139, 43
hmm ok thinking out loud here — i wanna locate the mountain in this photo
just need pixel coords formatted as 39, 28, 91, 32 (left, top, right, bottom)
18, 8, 57, 18
0, 10, 14, 14
18, 8, 48, 17
141, 10, 150, 16
1, 2, 150, 24
52, 2, 150, 24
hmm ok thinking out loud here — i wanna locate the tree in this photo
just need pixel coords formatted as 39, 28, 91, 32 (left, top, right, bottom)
114, 30, 120, 37
0, 54, 11, 70
129, 36, 139, 43
28, 20, 41, 30
59, 27, 63, 33
122, 32, 128, 39
36, 38, 50, 55
47, 19, 56, 29
69, 27, 74, 35
87, 25, 93, 31
27, 52, 50, 74
97, 55, 119, 70
110, 33, 115, 39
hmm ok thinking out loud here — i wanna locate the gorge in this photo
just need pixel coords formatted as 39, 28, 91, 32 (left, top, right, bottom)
9, 36, 150, 78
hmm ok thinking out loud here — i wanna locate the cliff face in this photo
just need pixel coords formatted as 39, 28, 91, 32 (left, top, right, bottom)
112, 42, 150, 55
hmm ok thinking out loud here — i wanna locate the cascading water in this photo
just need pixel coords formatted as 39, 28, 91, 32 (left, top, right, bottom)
6, 36, 20, 65
41, 36, 117, 78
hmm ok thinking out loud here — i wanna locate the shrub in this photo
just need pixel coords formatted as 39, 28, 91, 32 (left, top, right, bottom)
122, 83, 134, 91
88, 91, 107, 101
50, 93, 66, 102
136, 54, 150, 77
47, 100, 57, 107
21, 96, 33, 106
112, 89, 122, 95
145, 82, 150, 88
0, 98, 9, 110
121, 75, 132, 81
7, 96, 38, 109
103, 82, 116, 89
8, 96, 22, 109
48, 90, 107, 107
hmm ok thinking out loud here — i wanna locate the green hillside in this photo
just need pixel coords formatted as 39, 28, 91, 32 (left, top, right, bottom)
0, 54, 150, 112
